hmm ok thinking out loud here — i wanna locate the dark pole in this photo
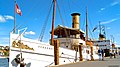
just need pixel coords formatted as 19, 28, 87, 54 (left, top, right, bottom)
51, 0, 56, 45
14, 0, 16, 33
99, 21, 101, 35
86, 7, 88, 41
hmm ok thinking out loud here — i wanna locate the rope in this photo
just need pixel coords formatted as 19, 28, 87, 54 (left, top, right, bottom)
60, 0, 68, 26
81, 16, 85, 32
38, 2, 53, 41
68, 0, 72, 13
56, 1, 71, 46
87, 10, 95, 40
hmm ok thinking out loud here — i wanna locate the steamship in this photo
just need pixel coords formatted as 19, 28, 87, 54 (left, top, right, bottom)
9, 0, 99, 67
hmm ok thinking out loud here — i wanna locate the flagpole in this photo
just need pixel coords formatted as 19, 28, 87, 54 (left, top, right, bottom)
14, 0, 16, 33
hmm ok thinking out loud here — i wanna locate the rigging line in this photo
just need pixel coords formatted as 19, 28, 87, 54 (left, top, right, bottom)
21, 0, 52, 20
81, 16, 85, 32
56, 1, 72, 45
78, 0, 86, 12
88, 27, 94, 40
61, 0, 68, 26
65, 0, 72, 27
12, 32, 27, 45
56, 1, 67, 34
88, 15, 94, 31
11, 22, 26, 33
88, 14, 96, 39
68, 0, 72, 13
72, 0, 86, 12
38, 2, 53, 41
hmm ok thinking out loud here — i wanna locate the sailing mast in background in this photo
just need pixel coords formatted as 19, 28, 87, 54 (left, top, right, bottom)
13, 0, 22, 33
85, 7, 94, 61
99, 21, 106, 40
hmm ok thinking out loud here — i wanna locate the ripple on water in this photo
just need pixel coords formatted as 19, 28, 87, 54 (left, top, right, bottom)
0, 58, 9, 67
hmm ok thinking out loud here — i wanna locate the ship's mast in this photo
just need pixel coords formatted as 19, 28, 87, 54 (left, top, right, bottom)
51, 0, 59, 65
99, 21, 106, 40
86, 7, 88, 41
51, 0, 56, 45
85, 7, 94, 61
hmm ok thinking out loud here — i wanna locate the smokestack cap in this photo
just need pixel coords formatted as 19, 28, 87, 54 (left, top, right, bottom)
71, 13, 80, 16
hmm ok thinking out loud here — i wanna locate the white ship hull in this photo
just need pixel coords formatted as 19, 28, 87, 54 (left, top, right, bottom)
9, 33, 99, 67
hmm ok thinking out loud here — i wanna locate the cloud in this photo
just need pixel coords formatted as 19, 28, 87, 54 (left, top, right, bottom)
98, 8, 106, 12
101, 18, 117, 24
0, 15, 14, 22
4, 15, 14, 20
100, 8, 105, 11
98, 1, 120, 12
0, 15, 6, 22
114, 41, 120, 47
110, 1, 120, 6
115, 44, 120, 47
25, 31, 35, 35
0, 43, 9, 46
0, 37, 9, 46
107, 27, 111, 29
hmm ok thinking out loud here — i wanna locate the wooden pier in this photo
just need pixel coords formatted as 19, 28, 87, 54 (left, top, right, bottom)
51, 55, 120, 67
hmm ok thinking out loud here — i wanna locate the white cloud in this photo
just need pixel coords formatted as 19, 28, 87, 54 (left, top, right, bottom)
0, 15, 14, 22
98, 8, 106, 12
0, 15, 6, 22
4, 15, 14, 20
101, 18, 117, 24
1, 37, 9, 40
100, 8, 105, 11
98, 1, 120, 12
115, 44, 120, 47
0, 37, 9, 42
114, 41, 120, 47
25, 31, 35, 35
0, 37, 9, 46
107, 27, 111, 29
111, 1, 120, 6
0, 43, 9, 46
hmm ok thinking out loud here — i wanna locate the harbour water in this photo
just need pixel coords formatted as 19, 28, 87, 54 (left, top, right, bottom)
0, 58, 9, 67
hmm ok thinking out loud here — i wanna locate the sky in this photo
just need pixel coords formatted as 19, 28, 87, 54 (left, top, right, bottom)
0, 0, 120, 47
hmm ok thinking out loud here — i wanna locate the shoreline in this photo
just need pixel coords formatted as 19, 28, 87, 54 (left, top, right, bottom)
0, 56, 9, 58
